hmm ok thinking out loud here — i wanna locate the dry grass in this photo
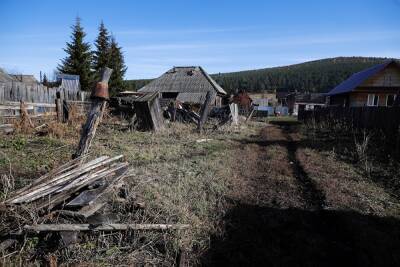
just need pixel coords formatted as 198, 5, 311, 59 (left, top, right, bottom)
2, 116, 400, 265
0, 117, 257, 265
297, 147, 400, 216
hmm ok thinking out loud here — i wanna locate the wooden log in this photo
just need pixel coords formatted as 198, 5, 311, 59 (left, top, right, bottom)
73, 67, 113, 160
197, 91, 216, 133
24, 223, 190, 232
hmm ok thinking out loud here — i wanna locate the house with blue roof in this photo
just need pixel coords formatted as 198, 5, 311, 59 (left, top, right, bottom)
327, 60, 400, 107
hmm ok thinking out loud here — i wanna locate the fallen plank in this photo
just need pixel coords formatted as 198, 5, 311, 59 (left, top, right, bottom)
36, 163, 129, 210
8, 155, 123, 204
7, 154, 91, 199
0, 239, 16, 252
24, 223, 190, 232
77, 167, 130, 218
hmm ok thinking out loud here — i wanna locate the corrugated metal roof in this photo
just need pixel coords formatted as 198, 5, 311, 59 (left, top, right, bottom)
138, 66, 226, 95
60, 79, 80, 92
56, 74, 80, 81
57, 73, 80, 92
327, 60, 397, 96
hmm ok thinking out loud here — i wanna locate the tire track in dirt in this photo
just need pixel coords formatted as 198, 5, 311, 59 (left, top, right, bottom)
264, 122, 326, 210
285, 131, 326, 210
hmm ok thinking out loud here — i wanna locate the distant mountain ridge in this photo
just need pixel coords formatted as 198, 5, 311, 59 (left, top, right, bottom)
125, 57, 394, 93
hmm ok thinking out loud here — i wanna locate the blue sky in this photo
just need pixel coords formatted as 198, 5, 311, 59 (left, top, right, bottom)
0, 0, 399, 80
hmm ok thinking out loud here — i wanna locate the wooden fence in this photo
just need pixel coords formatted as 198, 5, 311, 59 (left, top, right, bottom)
0, 100, 91, 122
0, 82, 89, 104
299, 107, 400, 133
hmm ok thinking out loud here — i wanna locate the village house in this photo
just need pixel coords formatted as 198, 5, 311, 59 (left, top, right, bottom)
328, 59, 400, 107
138, 66, 227, 107
293, 93, 327, 115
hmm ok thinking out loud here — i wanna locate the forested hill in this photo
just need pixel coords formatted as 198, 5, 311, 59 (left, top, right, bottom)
124, 57, 392, 93
211, 57, 390, 93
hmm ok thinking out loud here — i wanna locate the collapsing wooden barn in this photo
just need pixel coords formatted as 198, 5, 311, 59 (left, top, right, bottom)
138, 66, 227, 107
133, 92, 164, 131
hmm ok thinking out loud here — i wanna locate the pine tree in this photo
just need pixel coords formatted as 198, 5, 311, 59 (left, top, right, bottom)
42, 73, 48, 86
58, 17, 93, 91
92, 21, 111, 79
108, 36, 127, 95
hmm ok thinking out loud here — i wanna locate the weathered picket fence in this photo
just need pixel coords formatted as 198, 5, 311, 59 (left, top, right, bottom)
0, 82, 88, 104
0, 81, 90, 122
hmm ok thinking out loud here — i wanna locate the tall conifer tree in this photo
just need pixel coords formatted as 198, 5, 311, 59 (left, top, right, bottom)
92, 21, 110, 79
58, 17, 93, 91
108, 36, 127, 95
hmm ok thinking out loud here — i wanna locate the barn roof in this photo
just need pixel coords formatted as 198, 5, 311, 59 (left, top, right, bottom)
138, 66, 227, 97
0, 68, 15, 82
327, 59, 398, 96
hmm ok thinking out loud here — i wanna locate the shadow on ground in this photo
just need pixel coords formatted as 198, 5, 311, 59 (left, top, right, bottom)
202, 120, 400, 266
201, 202, 400, 266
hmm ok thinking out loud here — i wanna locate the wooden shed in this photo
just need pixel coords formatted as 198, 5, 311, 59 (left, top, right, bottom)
138, 66, 227, 107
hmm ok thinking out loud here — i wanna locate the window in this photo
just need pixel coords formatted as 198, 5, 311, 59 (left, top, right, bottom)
386, 94, 396, 107
367, 94, 379, 107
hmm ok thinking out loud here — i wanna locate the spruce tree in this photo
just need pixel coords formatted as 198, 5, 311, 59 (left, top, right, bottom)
42, 73, 48, 86
108, 36, 127, 95
93, 21, 111, 79
58, 17, 93, 91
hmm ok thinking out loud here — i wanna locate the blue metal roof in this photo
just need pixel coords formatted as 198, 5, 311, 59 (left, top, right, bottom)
56, 73, 80, 81
327, 60, 396, 96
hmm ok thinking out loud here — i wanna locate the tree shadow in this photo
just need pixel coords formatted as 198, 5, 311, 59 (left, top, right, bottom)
201, 201, 400, 266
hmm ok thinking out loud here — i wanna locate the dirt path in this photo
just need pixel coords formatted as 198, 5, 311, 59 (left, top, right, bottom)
281, 123, 326, 210
202, 121, 400, 267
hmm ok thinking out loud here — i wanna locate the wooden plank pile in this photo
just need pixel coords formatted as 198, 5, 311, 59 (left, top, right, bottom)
5, 155, 129, 217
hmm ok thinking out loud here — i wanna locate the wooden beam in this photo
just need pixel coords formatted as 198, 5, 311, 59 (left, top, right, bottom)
197, 91, 216, 133
24, 223, 190, 232
73, 67, 112, 160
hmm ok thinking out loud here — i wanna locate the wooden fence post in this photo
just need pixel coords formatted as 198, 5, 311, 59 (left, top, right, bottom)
73, 67, 113, 160
55, 92, 63, 123
197, 91, 216, 133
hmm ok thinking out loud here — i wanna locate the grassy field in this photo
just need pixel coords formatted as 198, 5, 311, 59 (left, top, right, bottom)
1, 116, 400, 266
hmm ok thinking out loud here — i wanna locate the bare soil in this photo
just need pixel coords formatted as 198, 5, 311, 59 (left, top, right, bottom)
202, 121, 400, 267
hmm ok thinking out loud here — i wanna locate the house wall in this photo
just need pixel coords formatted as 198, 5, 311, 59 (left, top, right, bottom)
349, 92, 398, 107
361, 64, 400, 87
